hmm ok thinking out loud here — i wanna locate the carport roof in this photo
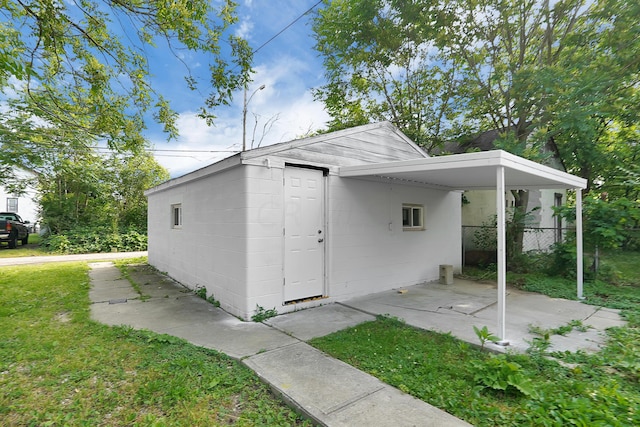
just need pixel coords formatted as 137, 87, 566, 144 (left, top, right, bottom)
340, 150, 587, 190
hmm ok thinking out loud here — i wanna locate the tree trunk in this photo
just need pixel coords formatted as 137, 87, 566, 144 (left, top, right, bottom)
508, 189, 529, 263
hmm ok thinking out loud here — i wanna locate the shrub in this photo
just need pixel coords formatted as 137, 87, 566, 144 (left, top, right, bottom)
42, 226, 147, 253
547, 242, 578, 278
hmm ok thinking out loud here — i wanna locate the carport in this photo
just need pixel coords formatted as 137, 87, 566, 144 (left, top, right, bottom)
340, 150, 588, 345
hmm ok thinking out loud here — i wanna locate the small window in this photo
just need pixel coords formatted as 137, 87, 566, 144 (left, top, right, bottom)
171, 204, 182, 229
402, 204, 424, 230
6, 198, 18, 212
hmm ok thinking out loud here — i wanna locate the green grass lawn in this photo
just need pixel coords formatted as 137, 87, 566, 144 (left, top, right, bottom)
311, 251, 640, 426
0, 262, 310, 426
0, 233, 47, 258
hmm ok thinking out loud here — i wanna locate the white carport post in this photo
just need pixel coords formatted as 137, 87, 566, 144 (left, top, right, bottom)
496, 166, 508, 345
576, 188, 584, 299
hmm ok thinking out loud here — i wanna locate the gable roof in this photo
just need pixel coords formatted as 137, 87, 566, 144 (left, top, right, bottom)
242, 121, 428, 167
146, 122, 427, 195
440, 129, 506, 154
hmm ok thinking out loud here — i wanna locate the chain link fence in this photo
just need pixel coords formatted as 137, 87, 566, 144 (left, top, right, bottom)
462, 225, 567, 268
462, 225, 640, 269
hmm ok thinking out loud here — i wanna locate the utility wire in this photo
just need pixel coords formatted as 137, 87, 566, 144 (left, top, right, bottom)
91, 146, 238, 154
251, 0, 323, 56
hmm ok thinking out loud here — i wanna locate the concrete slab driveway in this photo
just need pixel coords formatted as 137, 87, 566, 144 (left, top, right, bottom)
331, 279, 626, 354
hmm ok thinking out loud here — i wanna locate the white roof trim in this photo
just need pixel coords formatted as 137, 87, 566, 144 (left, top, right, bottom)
144, 154, 241, 196
340, 150, 587, 190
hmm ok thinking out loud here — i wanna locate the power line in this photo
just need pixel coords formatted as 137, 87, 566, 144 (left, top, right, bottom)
251, 0, 323, 56
91, 146, 238, 154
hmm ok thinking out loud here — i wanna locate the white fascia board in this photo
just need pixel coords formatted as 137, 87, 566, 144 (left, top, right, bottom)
340, 150, 587, 190
498, 151, 587, 189
145, 154, 242, 197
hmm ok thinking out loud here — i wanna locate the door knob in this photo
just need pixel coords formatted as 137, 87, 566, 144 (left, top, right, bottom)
318, 238, 324, 243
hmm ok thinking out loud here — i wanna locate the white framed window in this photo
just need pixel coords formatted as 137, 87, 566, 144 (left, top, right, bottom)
6, 198, 18, 212
171, 204, 182, 229
402, 204, 424, 230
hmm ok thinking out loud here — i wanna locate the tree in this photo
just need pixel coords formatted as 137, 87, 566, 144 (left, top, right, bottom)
0, 0, 251, 153
0, 1, 251, 238
313, 0, 458, 151
313, 0, 640, 258
108, 152, 170, 230
37, 149, 169, 234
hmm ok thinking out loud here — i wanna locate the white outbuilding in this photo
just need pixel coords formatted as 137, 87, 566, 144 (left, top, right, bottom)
146, 122, 586, 342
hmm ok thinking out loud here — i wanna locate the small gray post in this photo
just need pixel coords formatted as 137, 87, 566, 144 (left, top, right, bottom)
439, 264, 453, 285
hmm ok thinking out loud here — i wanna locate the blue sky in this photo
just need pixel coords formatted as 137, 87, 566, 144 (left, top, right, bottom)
146, 1, 329, 177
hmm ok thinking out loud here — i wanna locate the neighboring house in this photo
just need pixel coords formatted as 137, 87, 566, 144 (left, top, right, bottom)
439, 130, 566, 254
0, 168, 39, 230
146, 122, 462, 320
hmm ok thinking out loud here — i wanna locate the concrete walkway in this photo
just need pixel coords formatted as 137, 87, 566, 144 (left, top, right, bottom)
0, 251, 148, 266
89, 262, 470, 427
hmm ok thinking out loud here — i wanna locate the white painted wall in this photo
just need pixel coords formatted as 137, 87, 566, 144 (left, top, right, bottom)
244, 164, 286, 318
148, 163, 463, 320
1, 168, 39, 226
148, 165, 253, 318
327, 177, 462, 300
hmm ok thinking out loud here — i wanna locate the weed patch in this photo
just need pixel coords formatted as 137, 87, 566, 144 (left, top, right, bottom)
194, 286, 221, 307
251, 305, 278, 322
310, 316, 640, 426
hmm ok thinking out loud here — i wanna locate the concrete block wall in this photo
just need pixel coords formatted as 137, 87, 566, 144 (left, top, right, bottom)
148, 163, 463, 319
244, 165, 286, 319
147, 166, 250, 318
327, 176, 461, 300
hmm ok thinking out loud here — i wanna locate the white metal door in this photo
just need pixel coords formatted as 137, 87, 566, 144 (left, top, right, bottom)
283, 167, 325, 302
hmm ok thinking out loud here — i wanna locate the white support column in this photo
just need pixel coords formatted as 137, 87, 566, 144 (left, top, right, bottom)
496, 166, 508, 345
576, 188, 584, 299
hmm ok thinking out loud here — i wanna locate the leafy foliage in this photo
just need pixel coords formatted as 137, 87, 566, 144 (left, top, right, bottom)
0, 0, 251, 149
195, 286, 221, 307
555, 196, 640, 252
5, 138, 168, 236
471, 207, 541, 269
470, 356, 537, 397
251, 305, 278, 322
472, 325, 499, 350
41, 226, 148, 253
0, 1, 251, 243
313, 0, 640, 198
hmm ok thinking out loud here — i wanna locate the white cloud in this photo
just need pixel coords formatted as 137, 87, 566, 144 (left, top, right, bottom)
235, 18, 254, 40
150, 111, 242, 177
153, 67, 328, 178
149, 1, 330, 178
236, 56, 329, 146
153, 79, 328, 178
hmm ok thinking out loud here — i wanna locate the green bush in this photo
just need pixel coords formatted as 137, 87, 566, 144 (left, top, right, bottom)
42, 226, 147, 254
547, 242, 578, 278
